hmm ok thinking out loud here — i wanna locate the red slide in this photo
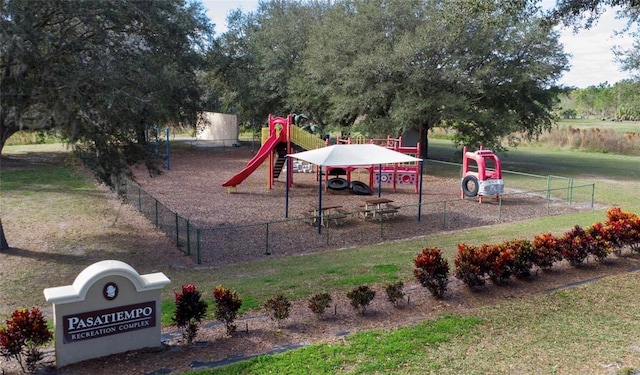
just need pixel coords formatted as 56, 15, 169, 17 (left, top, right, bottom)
222, 132, 285, 187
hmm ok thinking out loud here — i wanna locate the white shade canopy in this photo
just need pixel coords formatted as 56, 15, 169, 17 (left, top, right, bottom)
287, 144, 422, 166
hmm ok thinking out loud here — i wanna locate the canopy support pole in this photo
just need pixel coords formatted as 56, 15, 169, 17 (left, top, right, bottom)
285, 156, 290, 218
317, 166, 323, 234
418, 160, 424, 221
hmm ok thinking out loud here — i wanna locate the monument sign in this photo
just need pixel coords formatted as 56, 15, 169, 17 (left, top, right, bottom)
44, 260, 171, 367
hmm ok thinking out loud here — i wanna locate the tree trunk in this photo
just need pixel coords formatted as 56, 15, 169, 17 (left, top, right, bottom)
0, 115, 22, 155
419, 124, 430, 159
0, 218, 9, 251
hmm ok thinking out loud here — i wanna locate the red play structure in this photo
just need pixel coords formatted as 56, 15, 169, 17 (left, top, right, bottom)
222, 114, 328, 189
222, 114, 421, 195
324, 135, 421, 194
460, 146, 504, 203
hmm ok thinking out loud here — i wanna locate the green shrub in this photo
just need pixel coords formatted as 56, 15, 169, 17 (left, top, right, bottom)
213, 285, 243, 335
413, 246, 450, 298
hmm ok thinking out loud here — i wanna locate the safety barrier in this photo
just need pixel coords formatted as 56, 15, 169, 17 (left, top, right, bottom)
119, 161, 595, 265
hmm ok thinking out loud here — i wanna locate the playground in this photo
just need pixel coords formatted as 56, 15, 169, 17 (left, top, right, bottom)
1, 143, 633, 375
129, 131, 590, 265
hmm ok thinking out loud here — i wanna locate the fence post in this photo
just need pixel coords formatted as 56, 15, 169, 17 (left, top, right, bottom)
442, 201, 447, 228
196, 228, 201, 264
569, 179, 574, 204
155, 199, 159, 227
186, 220, 191, 256
175, 212, 179, 245
546, 189, 551, 215
498, 195, 502, 221
265, 223, 271, 255
546, 175, 551, 201
165, 127, 171, 170
326, 219, 330, 245
590, 183, 595, 208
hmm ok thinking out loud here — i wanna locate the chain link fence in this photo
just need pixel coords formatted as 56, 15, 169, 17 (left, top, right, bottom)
119, 161, 595, 265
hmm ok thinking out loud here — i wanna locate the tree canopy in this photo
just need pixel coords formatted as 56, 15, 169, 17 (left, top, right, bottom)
1, 0, 213, 250
211, 0, 570, 156
1, 0, 213, 181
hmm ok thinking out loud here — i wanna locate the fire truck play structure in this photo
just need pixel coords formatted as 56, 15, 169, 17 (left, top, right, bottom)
461, 146, 504, 203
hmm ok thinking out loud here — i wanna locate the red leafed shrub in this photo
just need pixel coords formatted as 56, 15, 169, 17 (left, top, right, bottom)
585, 222, 613, 262
487, 243, 515, 285
504, 239, 536, 278
173, 284, 208, 345
346, 285, 376, 315
264, 293, 291, 328
308, 293, 332, 320
384, 281, 405, 307
561, 225, 591, 266
0, 307, 52, 373
454, 243, 491, 290
604, 207, 640, 253
413, 247, 450, 298
531, 232, 563, 270
213, 285, 243, 335
630, 216, 640, 252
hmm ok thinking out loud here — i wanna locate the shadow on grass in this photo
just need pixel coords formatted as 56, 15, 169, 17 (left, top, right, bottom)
2, 246, 89, 264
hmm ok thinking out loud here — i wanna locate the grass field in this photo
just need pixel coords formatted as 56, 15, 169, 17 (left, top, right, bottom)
2, 139, 640, 374
555, 118, 640, 134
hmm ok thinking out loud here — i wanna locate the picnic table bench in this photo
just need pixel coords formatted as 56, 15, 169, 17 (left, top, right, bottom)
359, 198, 399, 220
306, 204, 348, 226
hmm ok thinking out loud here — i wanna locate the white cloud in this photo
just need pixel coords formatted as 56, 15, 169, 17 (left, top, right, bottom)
202, 0, 259, 34
555, 7, 636, 88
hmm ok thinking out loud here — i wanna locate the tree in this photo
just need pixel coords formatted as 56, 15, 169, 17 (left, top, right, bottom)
0, 0, 213, 250
210, 1, 568, 156
302, 0, 568, 155
209, 1, 329, 129
548, 0, 639, 28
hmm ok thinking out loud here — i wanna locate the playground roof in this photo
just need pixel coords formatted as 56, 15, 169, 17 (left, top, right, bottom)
286, 144, 422, 166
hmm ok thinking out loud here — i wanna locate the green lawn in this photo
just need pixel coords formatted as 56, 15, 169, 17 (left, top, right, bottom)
2, 140, 640, 374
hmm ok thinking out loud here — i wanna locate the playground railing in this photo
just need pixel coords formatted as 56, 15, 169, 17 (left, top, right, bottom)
289, 125, 327, 150
120, 165, 596, 266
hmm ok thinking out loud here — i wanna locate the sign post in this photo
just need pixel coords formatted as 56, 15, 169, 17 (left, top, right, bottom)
44, 260, 171, 367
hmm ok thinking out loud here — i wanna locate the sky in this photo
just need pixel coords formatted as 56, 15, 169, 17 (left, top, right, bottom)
203, 0, 637, 88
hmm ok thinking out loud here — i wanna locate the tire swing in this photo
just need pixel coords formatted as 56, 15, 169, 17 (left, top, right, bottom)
327, 177, 349, 191
350, 181, 372, 195
461, 175, 479, 197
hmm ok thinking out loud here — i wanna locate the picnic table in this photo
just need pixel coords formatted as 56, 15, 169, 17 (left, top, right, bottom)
307, 204, 348, 226
360, 198, 399, 220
